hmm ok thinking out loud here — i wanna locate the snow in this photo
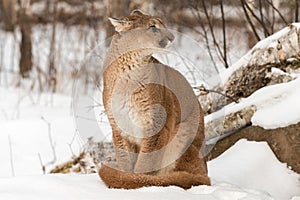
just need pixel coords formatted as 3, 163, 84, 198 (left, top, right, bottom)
205, 74, 300, 129
0, 174, 273, 200
0, 139, 299, 200
0, 87, 82, 177
208, 139, 300, 200
251, 77, 300, 128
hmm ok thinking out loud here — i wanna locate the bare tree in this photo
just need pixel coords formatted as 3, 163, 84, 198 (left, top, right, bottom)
295, 0, 300, 22
240, 0, 289, 48
189, 0, 229, 69
48, 0, 58, 92
19, 0, 33, 78
219, 0, 228, 68
0, 0, 17, 31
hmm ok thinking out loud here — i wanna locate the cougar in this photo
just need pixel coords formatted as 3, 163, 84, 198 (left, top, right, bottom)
99, 10, 210, 189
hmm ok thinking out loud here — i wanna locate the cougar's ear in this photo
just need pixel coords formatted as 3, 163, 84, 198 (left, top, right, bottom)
108, 17, 132, 33
130, 9, 145, 16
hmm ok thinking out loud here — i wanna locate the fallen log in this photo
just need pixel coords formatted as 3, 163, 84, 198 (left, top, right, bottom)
199, 23, 300, 115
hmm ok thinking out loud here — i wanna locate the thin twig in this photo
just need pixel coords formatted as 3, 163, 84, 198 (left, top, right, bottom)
38, 153, 46, 175
8, 135, 15, 177
189, 5, 219, 72
220, 0, 228, 68
295, 0, 299, 22
171, 46, 197, 84
270, 0, 276, 34
266, 0, 288, 25
0, 33, 3, 85
242, 0, 271, 36
41, 116, 57, 168
240, 0, 261, 42
201, 0, 228, 68
258, 0, 268, 37
194, 85, 239, 103
68, 131, 79, 157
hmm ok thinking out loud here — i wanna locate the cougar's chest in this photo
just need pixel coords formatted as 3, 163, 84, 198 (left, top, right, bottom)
108, 68, 153, 145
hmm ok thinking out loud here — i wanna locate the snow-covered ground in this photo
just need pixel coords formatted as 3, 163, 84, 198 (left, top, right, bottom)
0, 86, 82, 177
0, 86, 299, 199
0, 138, 299, 200
0, 174, 274, 200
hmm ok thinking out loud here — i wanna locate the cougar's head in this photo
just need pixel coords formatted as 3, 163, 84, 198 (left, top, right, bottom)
109, 10, 174, 49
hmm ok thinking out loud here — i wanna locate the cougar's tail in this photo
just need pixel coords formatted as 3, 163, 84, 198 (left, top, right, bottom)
98, 164, 210, 189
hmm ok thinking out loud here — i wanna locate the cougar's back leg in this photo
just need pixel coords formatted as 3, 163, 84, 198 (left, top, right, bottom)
174, 144, 210, 185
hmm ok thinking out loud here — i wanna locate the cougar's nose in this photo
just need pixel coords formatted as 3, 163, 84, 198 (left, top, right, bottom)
159, 30, 175, 48
167, 32, 175, 42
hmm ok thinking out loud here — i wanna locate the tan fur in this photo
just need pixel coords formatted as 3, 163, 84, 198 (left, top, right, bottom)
99, 10, 210, 189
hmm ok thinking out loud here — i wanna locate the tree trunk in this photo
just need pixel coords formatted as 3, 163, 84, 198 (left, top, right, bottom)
19, 11, 32, 78
48, 0, 58, 92
0, 0, 17, 32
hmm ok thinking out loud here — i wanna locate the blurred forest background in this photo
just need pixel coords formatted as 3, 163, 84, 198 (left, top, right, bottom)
0, 0, 299, 94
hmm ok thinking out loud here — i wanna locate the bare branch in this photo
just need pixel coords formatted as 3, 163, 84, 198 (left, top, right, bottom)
190, 7, 219, 72
8, 135, 15, 177
48, 0, 58, 93
242, 0, 271, 36
39, 116, 57, 173
240, 0, 261, 41
270, 0, 276, 33
219, 0, 228, 68
201, 0, 228, 68
266, 0, 288, 25
295, 0, 299, 22
38, 153, 46, 174
68, 131, 79, 157
258, 0, 268, 37
194, 85, 239, 104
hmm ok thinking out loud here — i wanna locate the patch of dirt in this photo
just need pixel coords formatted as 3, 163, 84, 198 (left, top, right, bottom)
207, 122, 300, 173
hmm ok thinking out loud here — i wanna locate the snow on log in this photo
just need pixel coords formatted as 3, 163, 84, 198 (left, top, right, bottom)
199, 23, 300, 115
204, 105, 256, 143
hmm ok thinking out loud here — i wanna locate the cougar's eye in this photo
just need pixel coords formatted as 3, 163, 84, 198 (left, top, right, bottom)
150, 25, 158, 32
